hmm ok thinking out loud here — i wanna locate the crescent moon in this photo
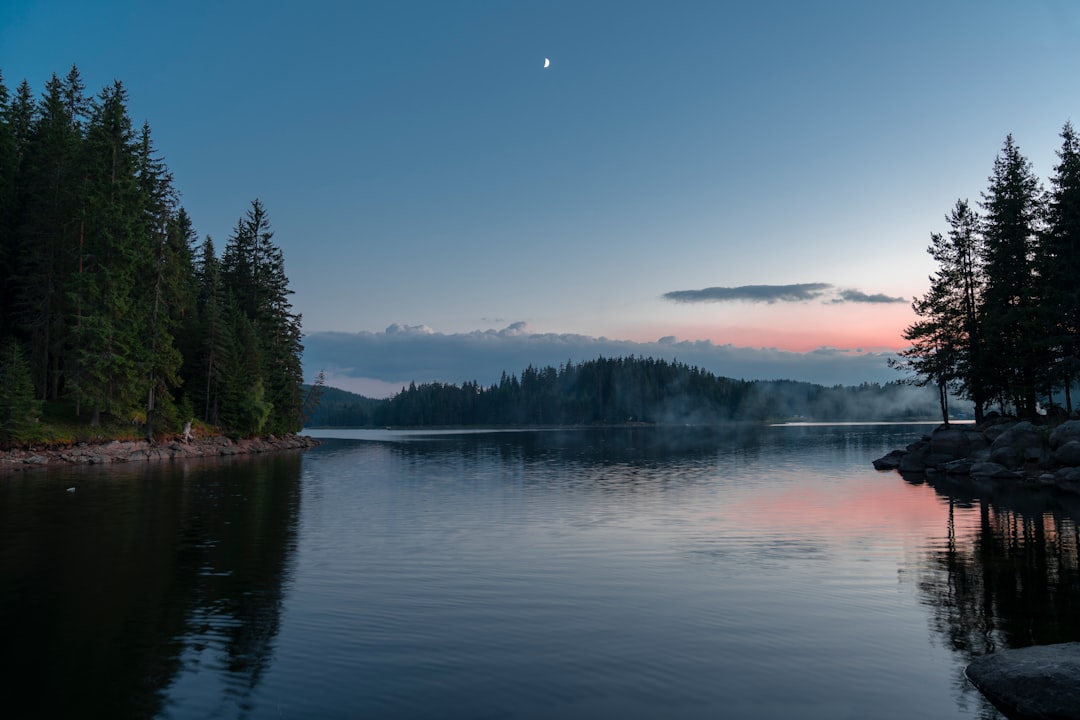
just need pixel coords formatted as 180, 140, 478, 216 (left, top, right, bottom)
543, 58, 550, 68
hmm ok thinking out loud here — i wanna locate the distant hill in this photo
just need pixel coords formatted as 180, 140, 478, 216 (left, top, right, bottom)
303, 356, 970, 427
302, 385, 384, 427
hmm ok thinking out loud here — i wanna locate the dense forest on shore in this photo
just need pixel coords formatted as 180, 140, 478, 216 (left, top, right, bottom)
0, 66, 304, 444
304, 356, 956, 427
895, 124, 1080, 423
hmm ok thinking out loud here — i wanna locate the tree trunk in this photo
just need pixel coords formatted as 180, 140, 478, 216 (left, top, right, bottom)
938, 381, 950, 425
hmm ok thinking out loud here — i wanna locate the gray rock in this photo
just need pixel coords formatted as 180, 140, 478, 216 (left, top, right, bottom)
943, 459, 974, 475
929, 426, 989, 459
970, 461, 1023, 480
1037, 473, 1059, 487
898, 453, 927, 473
872, 450, 904, 471
966, 642, 1080, 719
1057, 467, 1080, 483
1054, 440, 1080, 467
991, 421, 1046, 456
1050, 420, 1080, 449
990, 445, 1023, 469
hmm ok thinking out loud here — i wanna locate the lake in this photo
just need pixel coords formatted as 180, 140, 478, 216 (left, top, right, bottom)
2, 424, 1079, 719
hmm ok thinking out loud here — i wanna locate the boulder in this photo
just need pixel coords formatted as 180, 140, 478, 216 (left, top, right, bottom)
943, 459, 974, 476
989, 422, 1047, 469
970, 462, 1023, 480
990, 445, 1022, 468
1049, 420, 1080, 449
1054, 441, 1080, 467
966, 642, 1080, 720
928, 426, 989, 459
872, 450, 905, 471
898, 453, 928, 473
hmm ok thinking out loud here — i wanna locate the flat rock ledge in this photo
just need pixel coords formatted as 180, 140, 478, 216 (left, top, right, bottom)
872, 419, 1080, 495
966, 643, 1080, 720
0, 434, 320, 471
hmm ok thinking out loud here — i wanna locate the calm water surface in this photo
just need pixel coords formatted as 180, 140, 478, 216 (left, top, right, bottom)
3, 424, 1080, 719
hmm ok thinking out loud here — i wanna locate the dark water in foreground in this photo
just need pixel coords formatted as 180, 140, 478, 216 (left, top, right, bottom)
2, 424, 1080, 719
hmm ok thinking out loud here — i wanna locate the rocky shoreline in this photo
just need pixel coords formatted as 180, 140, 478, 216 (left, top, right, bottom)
0, 433, 320, 471
873, 418, 1080, 495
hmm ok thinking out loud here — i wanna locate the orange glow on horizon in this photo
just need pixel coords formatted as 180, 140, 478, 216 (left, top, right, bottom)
632, 301, 914, 352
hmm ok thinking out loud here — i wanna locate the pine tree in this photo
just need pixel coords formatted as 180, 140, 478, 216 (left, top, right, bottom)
1041, 121, 1080, 411
0, 336, 41, 445
1, 79, 35, 334
70, 80, 142, 423
302, 370, 326, 425
979, 135, 1045, 415
189, 235, 235, 425
132, 123, 190, 438
13, 71, 87, 400
893, 200, 986, 422
221, 200, 304, 434
0, 70, 16, 332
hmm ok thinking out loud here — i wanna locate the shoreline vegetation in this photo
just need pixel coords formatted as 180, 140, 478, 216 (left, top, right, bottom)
0, 433, 320, 472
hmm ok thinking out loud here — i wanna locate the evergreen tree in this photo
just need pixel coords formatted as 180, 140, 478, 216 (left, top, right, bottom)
302, 370, 326, 425
70, 80, 142, 423
892, 200, 985, 422
13, 71, 87, 400
0, 70, 16, 331
1, 79, 35, 335
189, 235, 235, 425
132, 123, 189, 438
217, 294, 271, 435
0, 336, 41, 445
221, 200, 304, 434
1040, 121, 1080, 411
978, 135, 1045, 415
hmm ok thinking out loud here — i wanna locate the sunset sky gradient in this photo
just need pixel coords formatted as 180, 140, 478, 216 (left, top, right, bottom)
4, 1, 1079, 395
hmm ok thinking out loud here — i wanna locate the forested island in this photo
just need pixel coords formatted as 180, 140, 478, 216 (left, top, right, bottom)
304, 357, 956, 427
0, 66, 304, 447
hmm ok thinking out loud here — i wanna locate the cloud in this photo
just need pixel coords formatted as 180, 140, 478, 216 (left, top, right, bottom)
303, 323, 902, 398
385, 323, 436, 335
663, 283, 832, 304
662, 283, 906, 305
832, 289, 906, 304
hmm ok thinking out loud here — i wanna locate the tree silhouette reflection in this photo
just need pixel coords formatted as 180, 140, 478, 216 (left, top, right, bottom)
910, 474, 1080, 717
0, 452, 302, 719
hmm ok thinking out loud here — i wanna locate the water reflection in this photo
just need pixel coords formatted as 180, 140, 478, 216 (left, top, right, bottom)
911, 472, 1080, 717
0, 453, 303, 719
10, 426, 1080, 719
915, 474, 1080, 648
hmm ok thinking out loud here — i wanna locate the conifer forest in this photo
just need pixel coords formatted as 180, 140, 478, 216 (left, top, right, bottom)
0, 67, 304, 443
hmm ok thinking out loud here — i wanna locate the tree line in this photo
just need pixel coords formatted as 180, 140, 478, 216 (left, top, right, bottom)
895, 125, 1080, 423
305, 356, 951, 427
0, 66, 304, 443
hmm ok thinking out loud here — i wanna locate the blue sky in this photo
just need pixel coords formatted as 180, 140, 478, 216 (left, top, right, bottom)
4, 1, 1079, 395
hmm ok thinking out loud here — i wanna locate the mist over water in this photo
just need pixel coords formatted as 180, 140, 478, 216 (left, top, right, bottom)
4, 425, 1078, 718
